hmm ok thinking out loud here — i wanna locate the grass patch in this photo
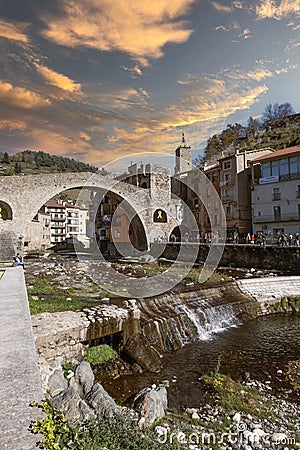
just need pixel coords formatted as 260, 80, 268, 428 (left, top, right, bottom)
84, 344, 118, 366
26, 275, 113, 314
201, 372, 274, 420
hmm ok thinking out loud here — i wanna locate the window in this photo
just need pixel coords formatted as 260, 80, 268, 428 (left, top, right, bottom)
273, 205, 281, 221
271, 160, 279, 176
226, 205, 232, 217
194, 199, 199, 209
298, 205, 300, 220
223, 161, 231, 170
214, 215, 218, 226
297, 185, 300, 198
289, 156, 298, 174
261, 162, 270, 178
224, 173, 231, 185
214, 200, 218, 211
279, 158, 288, 176
212, 171, 219, 183
272, 187, 281, 201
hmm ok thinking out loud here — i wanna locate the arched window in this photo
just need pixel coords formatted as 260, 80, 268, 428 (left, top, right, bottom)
0, 201, 12, 220
153, 209, 167, 223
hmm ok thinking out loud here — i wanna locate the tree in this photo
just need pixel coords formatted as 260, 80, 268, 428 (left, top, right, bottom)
14, 162, 21, 174
262, 102, 294, 122
247, 116, 260, 138
3, 152, 10, 164
203, 135, 223, 161
219, 123, 244, 150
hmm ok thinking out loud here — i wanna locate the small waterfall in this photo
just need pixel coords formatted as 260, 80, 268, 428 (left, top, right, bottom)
139, 287, 244, 352
178, 303, 239, 341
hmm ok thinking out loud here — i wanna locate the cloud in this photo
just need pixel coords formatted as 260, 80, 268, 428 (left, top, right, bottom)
35, 64, 81, 92
121, 64, 143, 78
215, 22, 240, 32
239, 27, 252, 39
40, 0, 196, 66
247, 68, 273, 80
0, 81, 49, 108
256, 0, 300, 20
233, 0, 244, 8
212, 1, 234, 13
0, 19, 29, 43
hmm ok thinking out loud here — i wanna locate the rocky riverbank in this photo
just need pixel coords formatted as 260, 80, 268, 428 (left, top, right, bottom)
36, 358, 300, 450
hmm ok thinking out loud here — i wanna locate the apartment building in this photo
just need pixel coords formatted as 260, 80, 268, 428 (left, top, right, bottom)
251, 145, 300, 238
26, 198, 89, 250
218, 148, 273, 238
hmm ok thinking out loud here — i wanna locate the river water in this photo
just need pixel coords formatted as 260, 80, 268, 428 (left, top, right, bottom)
103, 313, 300, 410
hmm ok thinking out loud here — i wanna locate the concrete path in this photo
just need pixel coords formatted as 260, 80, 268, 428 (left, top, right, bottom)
0, 267, 43, 449
237, 276, 300, 310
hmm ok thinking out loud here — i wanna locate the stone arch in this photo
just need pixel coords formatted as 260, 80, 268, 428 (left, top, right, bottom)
27, 182, 148, 252
0, 201, 13, 220
169, 224, 189, 242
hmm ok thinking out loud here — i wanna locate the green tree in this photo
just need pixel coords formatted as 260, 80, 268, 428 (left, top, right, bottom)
203, 134, 223, 161
3, 152, 10, 164
14, 162, 22, 174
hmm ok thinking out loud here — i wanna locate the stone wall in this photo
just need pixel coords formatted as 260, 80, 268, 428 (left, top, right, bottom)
153, 243, 300, 271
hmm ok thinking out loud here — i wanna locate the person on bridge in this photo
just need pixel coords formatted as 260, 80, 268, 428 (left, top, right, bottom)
13, 252, 24, 269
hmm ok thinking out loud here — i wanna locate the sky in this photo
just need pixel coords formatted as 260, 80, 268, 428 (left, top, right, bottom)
0, 0, 299, 167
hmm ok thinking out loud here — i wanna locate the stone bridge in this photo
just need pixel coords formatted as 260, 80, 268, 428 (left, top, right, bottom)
0, 172, 183, 260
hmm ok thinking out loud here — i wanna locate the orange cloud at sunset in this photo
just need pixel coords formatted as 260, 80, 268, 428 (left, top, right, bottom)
0, 19, 29, 43
256, 0, 300, 20
0, 81, 49, 109
35, 64, 82, 92
41, 0, 196, 65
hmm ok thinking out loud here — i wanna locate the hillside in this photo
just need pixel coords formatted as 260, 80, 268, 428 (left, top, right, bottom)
0, 150, 98, 176
201, 112, 300, 164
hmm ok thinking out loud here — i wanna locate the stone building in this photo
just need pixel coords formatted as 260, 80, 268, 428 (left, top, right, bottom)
250, 145, 300, 239
25, 210, 51, 251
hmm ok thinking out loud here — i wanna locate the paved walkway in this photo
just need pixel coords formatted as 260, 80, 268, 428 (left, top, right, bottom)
237, 276, 300, 307
0, 267, 43, 449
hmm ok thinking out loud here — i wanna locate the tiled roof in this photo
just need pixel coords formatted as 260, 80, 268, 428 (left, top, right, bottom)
252, 146, 300, 162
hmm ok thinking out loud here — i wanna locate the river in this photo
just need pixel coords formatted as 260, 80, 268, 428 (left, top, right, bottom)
103, 313, 300, 410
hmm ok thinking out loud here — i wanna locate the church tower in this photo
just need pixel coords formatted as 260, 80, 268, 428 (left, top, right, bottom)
174, 133, 192, 175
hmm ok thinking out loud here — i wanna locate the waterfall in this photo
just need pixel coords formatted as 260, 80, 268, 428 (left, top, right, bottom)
139, 287, 243, 352
178, 303, 239, 342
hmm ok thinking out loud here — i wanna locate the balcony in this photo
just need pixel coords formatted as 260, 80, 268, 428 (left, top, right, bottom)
222, 195, 233, 202
253, 213, 300, 223
220, 180, 233, 187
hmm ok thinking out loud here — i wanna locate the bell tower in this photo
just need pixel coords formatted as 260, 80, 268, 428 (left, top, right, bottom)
174, 133, 192, 175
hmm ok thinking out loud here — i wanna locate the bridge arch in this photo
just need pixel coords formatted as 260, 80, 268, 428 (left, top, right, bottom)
0, 201, 13, 221
0, 172, 153, 259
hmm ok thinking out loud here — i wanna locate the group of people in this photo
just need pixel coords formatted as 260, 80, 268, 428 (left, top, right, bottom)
277, 232, 300, 247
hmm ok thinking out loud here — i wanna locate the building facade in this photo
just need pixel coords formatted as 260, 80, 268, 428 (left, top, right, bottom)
218, 148, 273, 239
251, 145, 300, 239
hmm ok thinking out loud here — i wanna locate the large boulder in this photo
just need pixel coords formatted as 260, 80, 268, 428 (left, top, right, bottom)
48, 369, 68, 396
133, 385, 168, 426
52, 381, 95, 424
124, 333, 161, 372
75, 360, 94, 395
86, 383, 119, 419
